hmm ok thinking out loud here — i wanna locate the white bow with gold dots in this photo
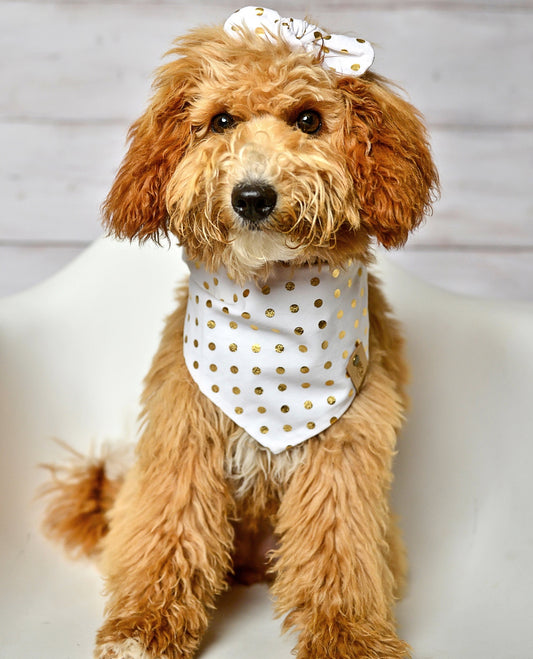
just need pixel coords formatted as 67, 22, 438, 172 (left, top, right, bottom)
224, 6, 374, 77
183, 255, 370, 454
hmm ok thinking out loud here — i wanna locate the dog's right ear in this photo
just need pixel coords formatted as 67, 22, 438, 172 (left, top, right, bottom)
102, 63, 192, 243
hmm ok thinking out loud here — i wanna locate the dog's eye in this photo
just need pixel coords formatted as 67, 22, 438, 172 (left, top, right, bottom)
295, 110, 322, 135
210, 113, 236, 134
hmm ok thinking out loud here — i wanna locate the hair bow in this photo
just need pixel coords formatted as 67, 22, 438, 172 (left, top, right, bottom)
224, 6, 374, 77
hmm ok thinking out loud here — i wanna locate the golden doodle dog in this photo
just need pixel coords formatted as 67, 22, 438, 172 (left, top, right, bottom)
42, 6, 438, 658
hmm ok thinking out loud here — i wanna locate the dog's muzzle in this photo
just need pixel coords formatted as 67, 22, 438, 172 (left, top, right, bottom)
231, 182, 277, 225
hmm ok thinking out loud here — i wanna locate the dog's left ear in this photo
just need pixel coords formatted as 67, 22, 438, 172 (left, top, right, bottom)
102, 65, 193, 243
339, 76, 439, 248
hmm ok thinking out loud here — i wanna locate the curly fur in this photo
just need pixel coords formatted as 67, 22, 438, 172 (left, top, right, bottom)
42, 18, 438, 659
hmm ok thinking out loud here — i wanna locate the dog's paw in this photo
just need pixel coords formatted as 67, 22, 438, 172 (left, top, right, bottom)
297, 622, 411, 659
94, 639, 161, 659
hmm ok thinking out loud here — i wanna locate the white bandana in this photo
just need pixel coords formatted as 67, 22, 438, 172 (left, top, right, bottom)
183, 256, 370, 453
224, 6, 374, 77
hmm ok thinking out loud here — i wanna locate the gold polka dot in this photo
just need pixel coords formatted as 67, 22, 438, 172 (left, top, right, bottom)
285, 281, 295, 291
304, 400, 313, 410
349, 389, 355, 397
307, 421, 316, 430
281, 405, 290, 413
252, 366, 261, 375
363, 307, 368, 316
299, 345, 308, 353
230, 321, 238, 329
324, 361, 332, 369
208, 342, 216, 351
290, 304, 299, 313
193, 339, 198, 348
325, 380, 334, 386
262, 285, 270, 295
283, 425, 293, 432
339, 330, 346, 339
358, 267, 363, 277
243, 289, 250, 298
211, 385, 219, 393
203, 281, 209, 290
252, 344, 261, 353
332, 268, 340, 278
314, 30, 322, 39
193, 361, 199, 369
235, 407, 243, 414
230, 365, 239, 374
265, 308, 275, 318
356, 38, 366, 43
250, 324, 259, 331
351, 63, 361, 72
260, 426, 269, 434
232, 386, 240, 395
321, 340, 329, 350
348, 279, 353, 288
276, 366, 285, 374
301, 382, 311, 388
301, 366, 310, 374
330, 416, 338, 424
337, 310, 344, 319
195, 318, 199, 326
343, 349, 349, 359
229, 343, 237, 352
334, 288, 341, 298
318, 320, 327, 329
275, 344, 284, 353
314, 299, 323, 308
327, 396, 336, 405
255, 26, 265, 35
341, 48, 349, 54
206, 299, 212, 308
354, 319, 359, 329
241, 312, 251, 319
184, 335, 188, 343
258, 406, 266, 414
255, 387, 263, 395
222, 306, 229, 314
195, 295, 199, 304
209, 364, 217, 372
294, 326, 304, 335
311, 277, 320, 286
207, 320, 215, 329
278, 383, 287, 391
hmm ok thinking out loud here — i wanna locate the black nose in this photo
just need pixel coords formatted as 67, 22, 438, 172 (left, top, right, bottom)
231, 182, 277, 224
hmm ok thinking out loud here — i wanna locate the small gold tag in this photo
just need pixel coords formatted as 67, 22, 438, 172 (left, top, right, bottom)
347, 341, 368, 392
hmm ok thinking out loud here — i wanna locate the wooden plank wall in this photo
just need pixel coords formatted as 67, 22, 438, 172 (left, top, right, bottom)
1, 0, 532, 299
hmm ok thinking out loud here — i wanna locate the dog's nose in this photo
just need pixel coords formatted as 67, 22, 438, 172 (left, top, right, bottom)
231, 182, 277, 224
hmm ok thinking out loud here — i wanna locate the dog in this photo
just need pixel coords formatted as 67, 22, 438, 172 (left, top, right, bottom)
41, 7, 438, 658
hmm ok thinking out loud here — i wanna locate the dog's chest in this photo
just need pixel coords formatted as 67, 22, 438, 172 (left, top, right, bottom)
183, 256, 369, 453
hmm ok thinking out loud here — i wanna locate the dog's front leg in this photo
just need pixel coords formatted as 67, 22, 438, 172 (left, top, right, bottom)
94, 305, 235, 659
272, 366, 410, 659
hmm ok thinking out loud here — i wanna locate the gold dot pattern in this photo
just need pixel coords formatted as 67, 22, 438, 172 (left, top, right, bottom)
183, 255, 369, 454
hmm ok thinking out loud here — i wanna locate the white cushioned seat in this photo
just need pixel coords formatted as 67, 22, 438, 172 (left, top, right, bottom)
1, 237, 532, 657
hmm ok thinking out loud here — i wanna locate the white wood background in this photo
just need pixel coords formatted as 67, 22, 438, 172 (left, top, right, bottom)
1, 0, 532, 300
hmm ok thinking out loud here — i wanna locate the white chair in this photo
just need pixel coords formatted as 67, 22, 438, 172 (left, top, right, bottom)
1, 237, 532, 658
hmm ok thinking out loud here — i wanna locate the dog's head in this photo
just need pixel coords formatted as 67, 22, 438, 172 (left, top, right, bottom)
103, 12, 438, 280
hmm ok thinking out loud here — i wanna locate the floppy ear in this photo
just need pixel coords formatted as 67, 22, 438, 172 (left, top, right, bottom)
339, 75, 439, 248
102, 64, 193, 243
